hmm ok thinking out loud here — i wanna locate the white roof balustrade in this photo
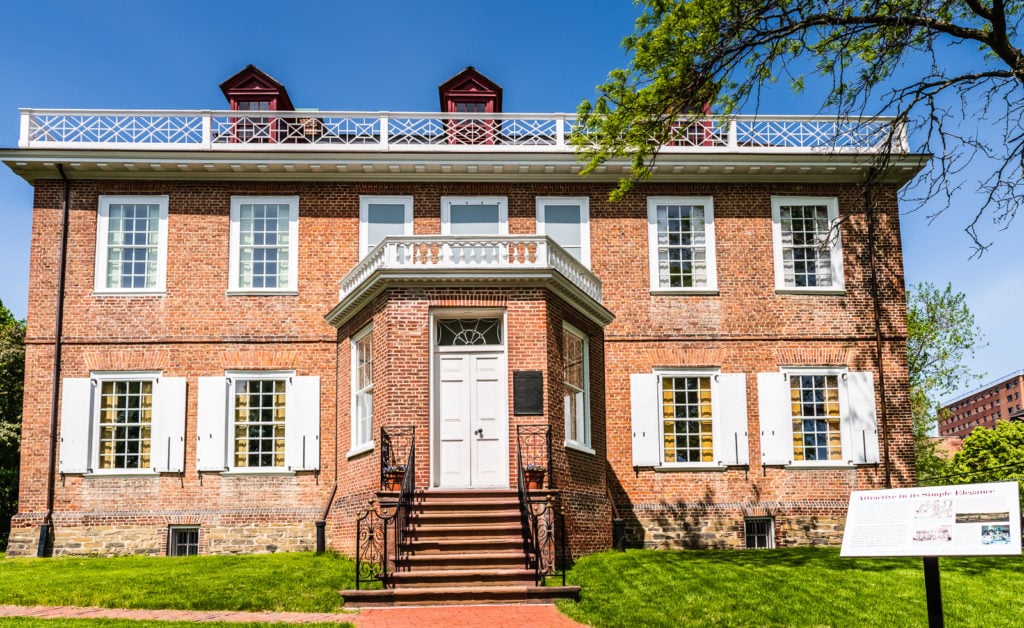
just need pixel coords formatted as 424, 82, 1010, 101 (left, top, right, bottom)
17, 109, 908, 154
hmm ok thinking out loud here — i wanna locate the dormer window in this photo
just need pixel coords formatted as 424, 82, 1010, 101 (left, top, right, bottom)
439, 67, 502, 144
220, 65, 294, 143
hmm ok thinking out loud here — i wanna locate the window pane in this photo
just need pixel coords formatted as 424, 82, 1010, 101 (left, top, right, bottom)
366, 203, 407, 250
544, 204, 583, 256
237, 203, 290, 289
449, 203, 500, 235
656, 205, 707, 288
661, 376, 714, 463
233, 378, 287, 468
437, 318, 502, 346
97, 379, 153, 469
105, 203, 160, 289
780, 205, 833, 287
790, 374, 842, 461
563, 328, 588, 446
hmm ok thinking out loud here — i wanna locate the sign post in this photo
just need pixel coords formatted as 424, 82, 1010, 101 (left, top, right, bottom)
841, 481, 1021, 627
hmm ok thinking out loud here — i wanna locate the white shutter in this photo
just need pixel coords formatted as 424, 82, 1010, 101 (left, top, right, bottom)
196, 377, 228, 471
758, 372, 793, 465
151, 377, 186, 473
59, 378, 94, 474
285, 376, 321, 471
847, 371, 879, 464
630, 373, 661, 467
714, 374, 749, 465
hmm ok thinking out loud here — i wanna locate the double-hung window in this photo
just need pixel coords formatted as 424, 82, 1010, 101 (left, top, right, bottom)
350, 326, 374, 455
196, 371, 320, 472
229, 196, 299, 293
58, 372, 186, 475
629, 370, 748, 468
647, 197, 717, 292
360, 196, 413, 258
771, 196, 844, 292
757, 368, 879, 466
441, 197, 508, 236
537, 197, 590, 267
563, 323, 591, 451
95, 195, 169, 294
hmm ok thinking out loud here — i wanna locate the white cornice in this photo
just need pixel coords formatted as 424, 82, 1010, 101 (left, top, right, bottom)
0, 148, 929, 186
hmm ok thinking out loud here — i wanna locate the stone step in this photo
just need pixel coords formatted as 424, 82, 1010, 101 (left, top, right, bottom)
403, 536, 524, 554
339, 585, 581, 608
410, 510, 521, 526
406, 522, 522, 540
390, 567, 536, 588
395, 550, 526, 570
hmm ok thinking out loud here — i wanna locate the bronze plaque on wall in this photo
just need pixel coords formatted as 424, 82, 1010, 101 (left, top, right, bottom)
513, 371, 544, 415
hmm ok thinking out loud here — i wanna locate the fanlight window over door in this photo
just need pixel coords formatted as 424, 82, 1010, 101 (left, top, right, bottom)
437, 318, 503, 346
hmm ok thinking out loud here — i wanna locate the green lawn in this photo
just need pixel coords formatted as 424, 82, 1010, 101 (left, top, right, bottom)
0, 552, 361, 613
556, 547, 1024, 628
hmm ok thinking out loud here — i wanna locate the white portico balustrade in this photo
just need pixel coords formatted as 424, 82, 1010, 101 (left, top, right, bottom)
337, 236, 602, 305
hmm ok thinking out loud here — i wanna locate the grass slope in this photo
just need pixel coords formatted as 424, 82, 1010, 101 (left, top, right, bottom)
557, 547, 1024, 628
0, 552, 359, 612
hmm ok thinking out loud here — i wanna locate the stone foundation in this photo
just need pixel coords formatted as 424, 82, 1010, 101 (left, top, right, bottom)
5, 511, 318, 557
622, 501, 849, 549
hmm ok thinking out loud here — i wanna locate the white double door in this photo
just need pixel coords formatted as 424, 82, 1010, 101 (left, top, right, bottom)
435, 350, 508, 488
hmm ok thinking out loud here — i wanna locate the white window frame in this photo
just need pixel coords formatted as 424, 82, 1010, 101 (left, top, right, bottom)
441, 196, 508, 235
349, 325, 374, 457
562, 322, 592, 454
94, 195, 169, 295
647, 196, 718, 294
226, 370, 293, 472
654, 368, 722, 469
537, 196, 590, 268
781, 367, 850, 467
770, 196, 845, 293
359, 195, 413, 258
89, 371, 163, 475
228, 196, 299, 294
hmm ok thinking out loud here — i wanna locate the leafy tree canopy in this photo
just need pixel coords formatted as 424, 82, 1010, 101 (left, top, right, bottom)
948, 420, 1024, 504
0, 299, 25, 549
575, 0, 1024, 250
906, 282, 984, 481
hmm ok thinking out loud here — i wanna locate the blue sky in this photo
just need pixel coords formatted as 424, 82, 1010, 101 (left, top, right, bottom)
0, 0, 1020, 398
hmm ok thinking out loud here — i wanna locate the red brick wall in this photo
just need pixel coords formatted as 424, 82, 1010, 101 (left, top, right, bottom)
14, 177, 911, 555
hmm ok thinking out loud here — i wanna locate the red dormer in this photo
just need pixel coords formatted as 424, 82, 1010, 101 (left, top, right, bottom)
220, 65, 295, 143
220, 65, 295, 111
438, 66, 502, 114
439, 67, 502, 144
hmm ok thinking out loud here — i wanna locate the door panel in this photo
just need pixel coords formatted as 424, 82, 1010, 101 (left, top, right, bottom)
438, 355, 471, 487
435, 350, 507, 488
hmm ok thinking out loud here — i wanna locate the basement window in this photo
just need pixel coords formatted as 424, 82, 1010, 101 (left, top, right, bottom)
744, 517, 774, 549
168, 526, 199, 556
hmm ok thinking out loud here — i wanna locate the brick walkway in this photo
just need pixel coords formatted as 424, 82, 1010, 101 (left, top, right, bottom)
0, 603, 586, 626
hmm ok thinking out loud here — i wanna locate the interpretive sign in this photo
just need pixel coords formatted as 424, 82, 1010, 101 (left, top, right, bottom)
841, 481, 1021, 557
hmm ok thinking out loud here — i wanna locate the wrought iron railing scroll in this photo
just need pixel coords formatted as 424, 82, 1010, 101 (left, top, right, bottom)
354, 426, 416, 590
515, 425, 566, 586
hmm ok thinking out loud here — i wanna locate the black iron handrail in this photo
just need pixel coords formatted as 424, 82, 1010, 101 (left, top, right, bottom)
355, 426, 416, 590
515, 426, 566, 586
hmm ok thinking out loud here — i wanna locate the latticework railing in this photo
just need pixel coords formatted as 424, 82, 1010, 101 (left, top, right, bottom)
19, 109, 907, 154
354, 426, 415, 590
